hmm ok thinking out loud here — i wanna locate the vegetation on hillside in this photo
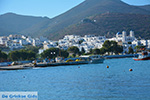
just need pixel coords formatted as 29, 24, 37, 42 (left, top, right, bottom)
0, 0, 150, 40
60, 13, 150, 39
0, 50, 7, 62
0, 13, 50, 36
41, 48, 69, 59
8, 50, 36, 61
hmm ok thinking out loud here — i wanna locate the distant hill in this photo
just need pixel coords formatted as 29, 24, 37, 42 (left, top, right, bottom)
0, 0, 150, 40
57, 13, 150, 40
39, 0, 150, 37
37, 0, 150, 39
139, 5, 150, 12
0, 13, 50, 36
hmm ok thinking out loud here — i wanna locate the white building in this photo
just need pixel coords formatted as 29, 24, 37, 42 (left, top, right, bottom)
26, 36, 33, 44
32, 38, 42, 46
43, 41, 57, 50
113, 30, 136, 43
107, 30, 138, 53
19, 39, 30, 45
5, 40, 23, 50
0, 36, 7, 45
7, 34, 22, 40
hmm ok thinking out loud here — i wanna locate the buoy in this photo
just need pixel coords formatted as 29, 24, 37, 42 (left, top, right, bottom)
78, 66, 80, 68
23, 76, 25, 78
129, 69, 133, 71
107, 66, 109, 68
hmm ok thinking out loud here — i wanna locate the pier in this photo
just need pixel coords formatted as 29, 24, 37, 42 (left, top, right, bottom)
0, 64, 34, 70
0, 61, 89, 70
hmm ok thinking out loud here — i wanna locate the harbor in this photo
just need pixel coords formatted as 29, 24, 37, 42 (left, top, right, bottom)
0, 64, 33, 70
0, 55, 104, 70
0, 54, 139, 71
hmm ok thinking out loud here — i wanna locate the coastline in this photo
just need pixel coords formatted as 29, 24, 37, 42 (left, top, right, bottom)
0, 54, 138, 71
103, 54, 138, 59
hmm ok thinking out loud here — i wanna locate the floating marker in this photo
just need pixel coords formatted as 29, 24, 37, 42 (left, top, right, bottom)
129, 69, 133, 71
107, 66, 109, 68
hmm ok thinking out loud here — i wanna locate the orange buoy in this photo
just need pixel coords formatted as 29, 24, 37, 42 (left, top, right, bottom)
107, 66, 109, 68
129, 69, 133, 71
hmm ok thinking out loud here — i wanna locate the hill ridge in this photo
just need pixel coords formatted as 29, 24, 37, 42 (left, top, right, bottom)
0, 0, 150, 40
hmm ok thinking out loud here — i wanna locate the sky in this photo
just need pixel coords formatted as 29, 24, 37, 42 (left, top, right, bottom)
0, 0, 150, 18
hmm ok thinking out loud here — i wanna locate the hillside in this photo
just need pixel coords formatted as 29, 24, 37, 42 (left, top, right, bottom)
139, 5, 150, 12
20, 0, 150, 39
40, 0, 150, 39
0, 13, 50, 36
0, 0, 150, 40
54, 13, 150, 40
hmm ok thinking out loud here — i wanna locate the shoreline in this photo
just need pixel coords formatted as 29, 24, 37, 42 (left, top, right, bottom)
103, 54, 138, 59
0, 54, 138, 71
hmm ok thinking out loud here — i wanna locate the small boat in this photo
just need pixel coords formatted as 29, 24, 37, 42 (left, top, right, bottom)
89, 55, 105, 63
80, 55, 105, 64
133, 51, 150, 61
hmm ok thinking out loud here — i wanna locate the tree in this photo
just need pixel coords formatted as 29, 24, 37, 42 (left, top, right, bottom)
9, 51, 19, 61
25, 46, 39, 54
102, 40, 123, 55
41, 48, 69, 59
0, 50, 8, 62
128, 46, 134, 54
67, 46, 80, 56
9, 50, 36, 61
116, 45, 123, 54
135, 45, 146, 52
92, 48, 100, 55
89, 48, 93, 54
81, 47, 85, 54
102, 40, 112, 54
100, 47, 106, 55
27, 51, 36, 60
41, 48, 59, 59
72, 53, 76, 57
60, 50, 69, 58
111, 41, 123, 54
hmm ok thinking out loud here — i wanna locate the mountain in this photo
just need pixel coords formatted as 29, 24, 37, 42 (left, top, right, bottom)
0, 0, 150, 40
0, 13, 50, 36
139, 5, 150, 12
36, 0, 150, 39
59, 13, 150, 39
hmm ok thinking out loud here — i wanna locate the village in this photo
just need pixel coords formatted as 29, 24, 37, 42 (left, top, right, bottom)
0, 30, 149, 54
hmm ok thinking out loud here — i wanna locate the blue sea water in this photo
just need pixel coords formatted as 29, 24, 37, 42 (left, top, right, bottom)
0, 58, 150, 100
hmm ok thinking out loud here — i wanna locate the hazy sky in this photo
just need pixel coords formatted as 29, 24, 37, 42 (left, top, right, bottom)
0, 0, 150, 18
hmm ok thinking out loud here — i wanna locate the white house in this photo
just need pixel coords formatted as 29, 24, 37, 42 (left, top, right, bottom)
43, 41, 58, 50
32, 38, 42, 46
0, 36, 7, 45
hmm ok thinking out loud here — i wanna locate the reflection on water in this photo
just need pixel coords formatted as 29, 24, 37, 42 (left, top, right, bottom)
0, 58, 150, 100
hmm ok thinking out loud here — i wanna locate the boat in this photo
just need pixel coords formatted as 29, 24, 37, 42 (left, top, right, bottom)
133, 51, 150, 61
80, 55, 105, 64
89, 55, 105, 63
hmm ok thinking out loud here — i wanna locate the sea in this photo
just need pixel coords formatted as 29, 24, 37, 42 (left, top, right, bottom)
0, 58, 150, 100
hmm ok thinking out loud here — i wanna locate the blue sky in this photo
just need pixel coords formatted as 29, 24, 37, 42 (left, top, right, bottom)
0, 0, 150, 18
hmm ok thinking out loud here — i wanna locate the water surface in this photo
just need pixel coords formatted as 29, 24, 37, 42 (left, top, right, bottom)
0, 58, 150, 100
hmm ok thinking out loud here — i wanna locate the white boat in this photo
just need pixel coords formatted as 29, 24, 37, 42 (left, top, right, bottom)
133, 51, 150, 61
80, 55, 105, 64
89, 55, 105, 63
